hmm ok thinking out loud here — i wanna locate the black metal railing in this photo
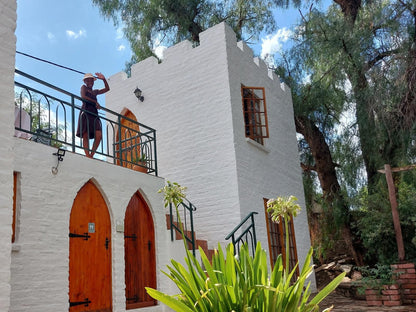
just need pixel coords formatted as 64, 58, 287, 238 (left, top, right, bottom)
225, 212, 258, 257
14, 69, 157, 175
169, 199, 197, 256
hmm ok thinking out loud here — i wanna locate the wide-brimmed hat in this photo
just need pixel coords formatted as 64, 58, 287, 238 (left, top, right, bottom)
83, 73, 96, 81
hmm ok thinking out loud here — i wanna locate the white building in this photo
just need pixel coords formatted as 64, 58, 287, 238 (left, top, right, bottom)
0, 1, 316, 311
107, 21, 314, 285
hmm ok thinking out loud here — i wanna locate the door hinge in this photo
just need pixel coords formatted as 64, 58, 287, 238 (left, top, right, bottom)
69, 232, 90, 240
105, 237, 110, 250
69, 298, 91, 307
126, 295, 138, 302
124, 234, 137, 241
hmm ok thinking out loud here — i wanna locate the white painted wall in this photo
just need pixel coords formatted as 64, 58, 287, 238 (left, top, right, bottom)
107, 24, 241, 250
10, 138, 174, 312
107, 22, 316, 290
0, 0, 17, 310
4, 4, 316, 309
227, 31, 313, 277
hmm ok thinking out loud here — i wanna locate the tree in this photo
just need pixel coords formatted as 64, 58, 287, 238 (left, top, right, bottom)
92, 0, 276, 64
276, 59, 365, 265
276, 0, 416, 264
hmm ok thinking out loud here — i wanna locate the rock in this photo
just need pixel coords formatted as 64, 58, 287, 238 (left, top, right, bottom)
338, 264, 353, 276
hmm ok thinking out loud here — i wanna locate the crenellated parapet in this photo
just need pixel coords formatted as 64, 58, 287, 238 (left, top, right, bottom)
109, 22, 289, 95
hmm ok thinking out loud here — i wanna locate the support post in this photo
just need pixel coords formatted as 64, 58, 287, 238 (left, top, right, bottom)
384, 164, 405, 262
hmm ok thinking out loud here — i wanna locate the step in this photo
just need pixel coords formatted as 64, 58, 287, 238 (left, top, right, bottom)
165, 214, 214, 261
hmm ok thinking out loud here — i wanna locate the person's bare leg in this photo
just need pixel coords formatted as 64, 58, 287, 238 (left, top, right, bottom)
90, 130, 102, 158
82, 133, 92, 158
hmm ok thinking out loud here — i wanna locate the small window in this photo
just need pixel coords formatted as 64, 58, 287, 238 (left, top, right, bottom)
241, 86, 269, 145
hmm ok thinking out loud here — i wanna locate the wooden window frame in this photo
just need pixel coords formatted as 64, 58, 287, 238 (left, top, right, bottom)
241, 86, 269, 145
264, 198, 299, 278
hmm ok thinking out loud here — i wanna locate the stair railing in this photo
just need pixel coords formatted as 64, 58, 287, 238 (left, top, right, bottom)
225, 212, 258, 257
169, 199, 197, 256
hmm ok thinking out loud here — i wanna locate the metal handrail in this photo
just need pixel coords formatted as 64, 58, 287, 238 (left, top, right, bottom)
169, 199, 197, 256
225, 212, 258, 257
14, 69, 157, 175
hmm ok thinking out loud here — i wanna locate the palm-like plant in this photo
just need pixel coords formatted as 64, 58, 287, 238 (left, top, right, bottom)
150, 186, 345, 311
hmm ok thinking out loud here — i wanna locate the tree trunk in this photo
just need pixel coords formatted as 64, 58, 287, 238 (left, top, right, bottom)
333, 0, 361, 24
295, 115, 364, 266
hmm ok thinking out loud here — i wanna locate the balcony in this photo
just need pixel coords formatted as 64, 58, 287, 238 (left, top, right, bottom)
14, 70, 157, 175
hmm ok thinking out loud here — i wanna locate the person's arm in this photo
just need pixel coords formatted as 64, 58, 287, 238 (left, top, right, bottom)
95, 72, 110, 95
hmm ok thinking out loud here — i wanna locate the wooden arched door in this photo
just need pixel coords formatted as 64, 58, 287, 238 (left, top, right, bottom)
124, 191, 157, 309
69, 181, 112, 311
116, 110, 141, 169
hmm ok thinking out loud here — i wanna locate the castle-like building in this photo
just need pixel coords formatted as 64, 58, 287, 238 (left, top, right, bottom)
0, 1, 315, 311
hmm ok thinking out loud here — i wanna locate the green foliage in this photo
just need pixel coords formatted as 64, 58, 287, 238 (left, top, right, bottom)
158, 180, 187, 208
277, 0, 416, 266
146, 242, 345, 311
153, 188, 344, 310
92, 0, 276, 65
396, 174, 416, 260
266, 195, 301, 223
355, 264, 395, 294
356, 173, 416, 264
356, 182, 398, 264
132, 153, 148, 163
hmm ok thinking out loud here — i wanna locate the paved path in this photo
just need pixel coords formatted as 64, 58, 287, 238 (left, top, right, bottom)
320, 292, 416, 312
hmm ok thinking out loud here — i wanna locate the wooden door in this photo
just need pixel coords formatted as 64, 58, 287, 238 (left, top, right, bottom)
116, 110, 141, 169
69, 181, 112, 311
124, 192, 157, 309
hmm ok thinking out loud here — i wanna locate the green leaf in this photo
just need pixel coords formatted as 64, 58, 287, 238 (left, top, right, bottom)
308, 271, 346, 306
146, 287, 195, 312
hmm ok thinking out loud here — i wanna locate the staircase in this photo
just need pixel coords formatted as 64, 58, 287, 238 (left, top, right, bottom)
165, 197, 259, 262
165, 213, 215, 261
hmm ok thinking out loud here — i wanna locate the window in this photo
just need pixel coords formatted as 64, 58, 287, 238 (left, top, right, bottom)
264, 198, 299, 279
241, 86, 269, 145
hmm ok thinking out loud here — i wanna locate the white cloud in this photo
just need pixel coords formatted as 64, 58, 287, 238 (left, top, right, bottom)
153, 45, 167, 59
152, 37, 167, 59
66, 29, 86, 39
260, 28, 292, 66
117, 44, 126, 51
116, 27, 124, 40
47, 32, 55, 41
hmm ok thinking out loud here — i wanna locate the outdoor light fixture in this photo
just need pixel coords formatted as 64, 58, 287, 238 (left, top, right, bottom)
51, 148, 66, 174
134, 87, 144, 102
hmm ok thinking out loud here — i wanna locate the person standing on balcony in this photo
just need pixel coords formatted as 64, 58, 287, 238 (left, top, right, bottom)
76, 72, 110, 158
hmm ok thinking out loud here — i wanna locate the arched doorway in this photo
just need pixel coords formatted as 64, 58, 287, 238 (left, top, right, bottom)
69, 180, 112, 311
115, 109, 141, 169
124, 191, 157, 309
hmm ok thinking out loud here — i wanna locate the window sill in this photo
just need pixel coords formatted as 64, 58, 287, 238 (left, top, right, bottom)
246, 138, 270, 153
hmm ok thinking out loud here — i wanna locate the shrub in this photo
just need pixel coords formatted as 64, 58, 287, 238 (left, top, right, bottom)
151, 186, 345, 311
146, 242, 344, 311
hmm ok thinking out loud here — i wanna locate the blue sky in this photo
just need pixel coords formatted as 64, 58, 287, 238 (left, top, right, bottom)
15, 0, 329, 98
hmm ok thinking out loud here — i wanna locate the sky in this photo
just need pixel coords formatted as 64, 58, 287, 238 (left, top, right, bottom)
15, 0, 330, 99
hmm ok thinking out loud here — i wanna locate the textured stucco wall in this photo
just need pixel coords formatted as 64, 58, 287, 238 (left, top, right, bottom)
226, 28, 314, 280
107, 23, 241, 249
106, 22, 316, 290
10, 139, 173, 312
0, 0, 17, 310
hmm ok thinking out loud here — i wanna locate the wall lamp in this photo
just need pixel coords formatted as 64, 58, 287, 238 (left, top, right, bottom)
51, 148, 66, 174
134, 87, 144, 102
